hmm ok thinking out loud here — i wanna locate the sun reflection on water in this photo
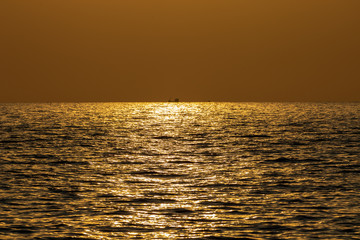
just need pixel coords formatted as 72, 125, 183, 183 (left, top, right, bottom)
89, 103, 261, 238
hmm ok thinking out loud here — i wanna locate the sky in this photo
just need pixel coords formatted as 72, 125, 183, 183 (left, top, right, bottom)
1, 0, 360, 102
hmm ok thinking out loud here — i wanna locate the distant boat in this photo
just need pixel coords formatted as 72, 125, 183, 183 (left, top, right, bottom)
168, 98, 179, 102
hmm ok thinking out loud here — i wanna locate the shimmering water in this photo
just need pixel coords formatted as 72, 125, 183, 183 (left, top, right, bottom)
0, 102, 359, 239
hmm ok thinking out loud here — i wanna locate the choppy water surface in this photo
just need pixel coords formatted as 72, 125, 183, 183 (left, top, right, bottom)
0, 102, 359, 239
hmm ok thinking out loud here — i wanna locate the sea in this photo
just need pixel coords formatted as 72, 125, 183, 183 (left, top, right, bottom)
0, 102, 359, 239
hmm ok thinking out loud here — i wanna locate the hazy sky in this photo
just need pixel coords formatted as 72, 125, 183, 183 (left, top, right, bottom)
1, 0, 359, 102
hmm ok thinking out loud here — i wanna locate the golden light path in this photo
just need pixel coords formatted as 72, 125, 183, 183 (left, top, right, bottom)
77, 103, 261, 239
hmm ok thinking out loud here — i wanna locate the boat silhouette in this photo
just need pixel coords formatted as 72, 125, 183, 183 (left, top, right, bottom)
168, 98, 179, 102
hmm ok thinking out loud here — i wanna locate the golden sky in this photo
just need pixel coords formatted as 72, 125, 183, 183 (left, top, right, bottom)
1, 0, 359, 102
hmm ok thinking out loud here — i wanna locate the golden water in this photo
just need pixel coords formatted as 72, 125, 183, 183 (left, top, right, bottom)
0, 103, 359, 239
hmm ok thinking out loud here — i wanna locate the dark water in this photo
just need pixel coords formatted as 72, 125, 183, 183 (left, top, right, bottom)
0, 102, 359, 239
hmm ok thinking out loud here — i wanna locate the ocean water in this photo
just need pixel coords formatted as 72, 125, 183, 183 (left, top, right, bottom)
0, 102, 359, 239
